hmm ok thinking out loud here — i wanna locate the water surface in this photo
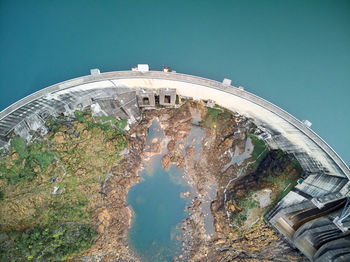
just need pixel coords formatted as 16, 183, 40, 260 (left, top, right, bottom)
0, 0, 349, 162
127, 120, 189, 261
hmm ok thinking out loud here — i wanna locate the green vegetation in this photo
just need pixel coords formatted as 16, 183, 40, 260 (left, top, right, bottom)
99, 116, 128, 130
0, 138, 95, 261
117, 119, 128, 129
82, 112, 128, 135
291, 157, 303, 174
74, 110, 86, 123
0, 223, 96, 261
230, 150, 303, 228
0, 110, 129, 261
201, 107, 222, 128
219, 109, 232, 120
247, 133, 266, 159
47, 118, 63, 133
87, 121, 113, 132
232, 193, 259, 226
11, 137, 27, 158
246, 133, 268, 172
100, 115, 117, 125
175, 95, 180, 104
39, 198, 91, 227
201, 106, 234, 133
0, 137, 55, 184
262, 152, 301, 204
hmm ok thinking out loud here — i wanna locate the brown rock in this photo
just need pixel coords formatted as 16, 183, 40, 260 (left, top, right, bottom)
98, 225, 104, 234
54, 132, 65, 144
161, 154, 171, 170
167, 140, 176, 152
186, 146, 194, 157
151, 138, 158, 144
183, 191, 191, 198
224, 138, 234, 148
177, 159, 185, 169
98, 209, 111, 227
150, 141, 160, 153
75, 169, 84, 176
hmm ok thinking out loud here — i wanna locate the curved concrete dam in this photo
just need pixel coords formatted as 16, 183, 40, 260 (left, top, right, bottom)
0, 66, 349, 260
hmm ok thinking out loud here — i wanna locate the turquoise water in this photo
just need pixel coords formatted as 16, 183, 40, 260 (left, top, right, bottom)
127, 120, 190, 261
0, 1, 349, 162
127, 162, 188, 261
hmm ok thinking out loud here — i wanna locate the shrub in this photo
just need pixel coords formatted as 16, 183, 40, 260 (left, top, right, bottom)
47, 119, 61, 133
0, 223, 96, 261
27, 142, 55, 170
0, 139, 55, 184
100, 116, 117, 125
11, 137, 28, 159
74, 110, 86, 123
232, 194, 259, 226
116, 119, 127, 130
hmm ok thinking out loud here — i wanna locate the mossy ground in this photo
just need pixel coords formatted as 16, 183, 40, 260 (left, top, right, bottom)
200, 105, 302, 230
230, 149, 302, 228
201, 107, 222, 128
247, 133, 267, 159
0, 111, 128, 261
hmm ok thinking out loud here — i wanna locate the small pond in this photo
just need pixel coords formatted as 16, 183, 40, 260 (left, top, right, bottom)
127, 120, 190, 261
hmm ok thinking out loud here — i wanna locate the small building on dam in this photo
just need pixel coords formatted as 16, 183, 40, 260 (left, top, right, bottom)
0, 64, 349, 261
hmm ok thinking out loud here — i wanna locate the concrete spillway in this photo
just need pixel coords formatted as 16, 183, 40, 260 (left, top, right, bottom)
0, 67, 349, 261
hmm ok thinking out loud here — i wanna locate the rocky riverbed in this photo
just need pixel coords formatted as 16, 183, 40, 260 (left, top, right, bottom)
0, 100, 307, 261
150, 101, 306, 261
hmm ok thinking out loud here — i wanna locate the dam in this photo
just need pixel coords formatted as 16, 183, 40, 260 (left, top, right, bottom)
0, 65, 349, 261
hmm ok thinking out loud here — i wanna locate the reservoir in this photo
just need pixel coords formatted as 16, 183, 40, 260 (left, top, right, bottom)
0, 1, 349, 163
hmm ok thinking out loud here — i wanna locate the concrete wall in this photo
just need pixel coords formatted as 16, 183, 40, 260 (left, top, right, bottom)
159, 88, 176, 106
0, 70, 349, 182
1, 69, 348, 260
136, 89, 156, 108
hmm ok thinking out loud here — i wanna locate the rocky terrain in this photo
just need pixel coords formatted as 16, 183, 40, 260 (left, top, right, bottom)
150, 101, 306, 261
0, 100, 307, 261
